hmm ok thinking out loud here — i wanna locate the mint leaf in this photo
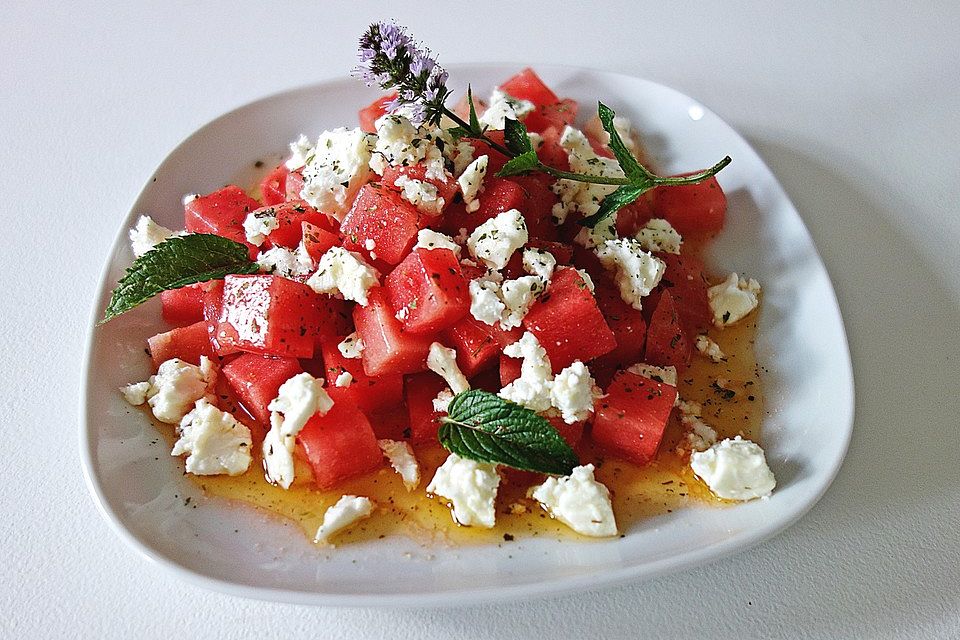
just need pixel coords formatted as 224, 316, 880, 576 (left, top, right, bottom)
579, 183, 652, 229
503, 117, 533, 156
439, 390, 579, 475
467, 84, 482, 134
597, 102, 649, 182
101, 234, 258, 323
496, 150, 541, 177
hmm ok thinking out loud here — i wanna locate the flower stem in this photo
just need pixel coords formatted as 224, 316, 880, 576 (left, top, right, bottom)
441, 107, 515, 158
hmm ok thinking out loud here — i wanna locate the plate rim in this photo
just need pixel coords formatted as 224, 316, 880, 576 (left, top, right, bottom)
79, 62, 856, 607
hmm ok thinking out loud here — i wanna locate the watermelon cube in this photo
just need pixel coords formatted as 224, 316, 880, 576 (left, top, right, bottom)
319, 337, 403, 413
259, 164, 290, 206
160, 283, 207, 327
147, 321, 215, 368
353, 288, 433, 376
405, 373, 448, 443
221, 353, 303, 425
183, 185, 259, 257
644, 289, 692, 371
384, 248, 470, 334
297, 403, 382, 489
443, 316, 522, 378
341, 183, 422, 265
591, 371, 678, 465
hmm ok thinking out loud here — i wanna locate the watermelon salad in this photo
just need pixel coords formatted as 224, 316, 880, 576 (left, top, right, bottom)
109, 24, 775, 545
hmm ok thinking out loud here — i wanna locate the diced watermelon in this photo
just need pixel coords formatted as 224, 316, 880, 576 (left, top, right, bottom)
147, 321, 215, 368
439, 177, 527, 236
546, 415, 584, 449
381, 164, 457, 214
366, 408, 409, 441
297, 403, 382, 489
319, 337, 403, 413
200, 279, 240, 357
658, 253, 713, 336
592, 276, 647, 369
499, 68, 559, 107
405, 373, 447, 443
285, 170, 305, 201
384, 248, 470, 334
215, 275, 317, 359
359, 92, 396, 133
443, 317, 522, 378
614, 196, 656, 237
301, 220, 340, 262
341, 183, 422, 265
522, 267, 617, 371
536, 127, 570, 172
508, 175, 560, 241
353, 288, 433, 376
305, 294, 352, 350
592, 371, 677, 465
160, 283, 206, 327
221, 353, 303, 425
468, 131, 511, 174
650, 176, 727, 237
644, 290, 692, 371
260, 200, 330, 249
183, 186, 259, 257
524, 98, 578, 134
260, 164, 289, 206
499, 353, 521, 387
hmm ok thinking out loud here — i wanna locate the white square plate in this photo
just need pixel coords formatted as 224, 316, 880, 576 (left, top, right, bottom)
80, 65, 854, 606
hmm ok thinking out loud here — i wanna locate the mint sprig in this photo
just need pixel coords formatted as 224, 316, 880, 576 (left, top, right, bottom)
101, 234, 258, 323
439, 389, 579, 475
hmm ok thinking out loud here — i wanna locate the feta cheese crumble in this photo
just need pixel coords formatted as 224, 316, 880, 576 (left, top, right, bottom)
256, 246, 313, 278
695, 334, 726, 362
378, 439, 420, 490
478, 88, 535, 129
414, 229, 461, 255
243, 207, 279, 246
499, 332, 554, 412
469, 275, 507, 326
690, 437, 776, 500
676, 400, 718, 453
132, 357, 216, 425
171, 399, 252, 476
550, 361, 599, 424
285, 134, 314, 170
129, 215, 175, 258
499, 275, 547, 330
369, 114, 448, 181
427, 343, 470, 394
394, 174, 445, 215
263, 372, 333, 489
457, 155, 488, 207
299, 127, 375, 218
635, 218, 682, 255
334, 371, 353, 388
595, 238, 666, 310
119, 381, 151, 406
432, 388, 454, 414
307, 246, 379, 306
531, 464, 617, 537
337, 332, 364, 359
626, 363, 678, 386
467, 209, 529, 270
427, 453, 501, 528
708, 273, 761, 327
552, 126, 623, 234
314, 495, 375, 544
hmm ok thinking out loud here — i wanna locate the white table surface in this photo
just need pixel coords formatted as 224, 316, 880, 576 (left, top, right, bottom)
3, 2, 958, 637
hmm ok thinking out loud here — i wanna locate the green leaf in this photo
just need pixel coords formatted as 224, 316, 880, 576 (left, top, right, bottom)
466, 84, 482, 134
496, 150, 541, 177
439, 390, 579, 475
579, 183, 653, 229
597, 101, 649, 182
101, 234, 259, 323
503, 117, 533, 156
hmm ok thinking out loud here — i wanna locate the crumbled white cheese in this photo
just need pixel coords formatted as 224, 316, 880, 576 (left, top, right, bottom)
119, 381, 151, 406
479, 88, 535, 129
299, 127, 375, 218
369, 114, 448, 182
143, 357, 217, 424
448, 139, 476, 177
334, 371, 353, 388
575, 268, 596, 293
427, 343, 470, 394
676, 400, 717, 453
595, 238, 666, 310
364, 238, 376, 251
626, 363, 678, 386
499, 332, 554, 413
432, 388, 454, 413
467, 209, 529, 270
285, 133, 315, 170
129, 215, 175, 258
314, 495, 375, 544
394, 174, 445, 215
531, 464, 617, 537
522, 248, 557, 281
171, 399, 252, 476
469, 276, 507, 326
708, 273, 761, 327
550, 361, 599, 424
458, 155, 488, 206
695, 335, 726, 362
307, 246, 379, 306
256, 245, 313, 278
583, 113, 638, 153
243, 208, 279, 246
181, 193, 199, 206
263, 372, 333, 489
378, 439, 420, 490
552, 126, 624, 230
427, 453, 500, 528
395, 306, 410, 321
337, 332, 364, 359
414, 229, 461, 256
499, 275, 547, 330
635, 218, 682, 255
690, 437, 776, 500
